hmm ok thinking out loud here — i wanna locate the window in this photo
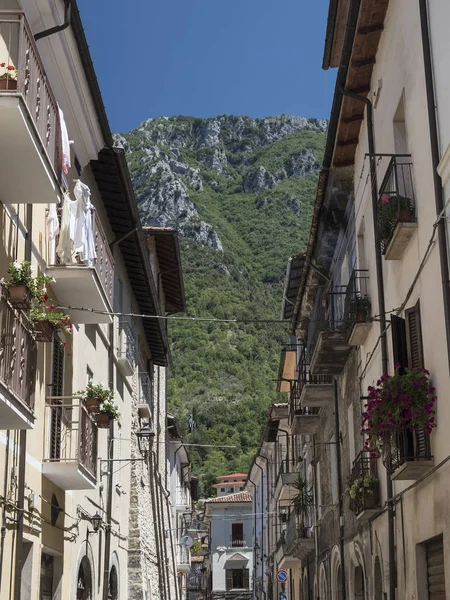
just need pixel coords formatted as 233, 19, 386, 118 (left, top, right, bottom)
50, 336, 65, 460
229, 487, 234, 493
220, 488, 225, 492
226, 569, 249, 590
392, 301, 424, 370
231, 523, 244, 547
425, 537, 445, 598
240, 487, 244, 491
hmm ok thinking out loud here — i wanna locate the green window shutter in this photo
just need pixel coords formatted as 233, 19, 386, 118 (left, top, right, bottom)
405, 300, 424, 369
226, 570, 232, 591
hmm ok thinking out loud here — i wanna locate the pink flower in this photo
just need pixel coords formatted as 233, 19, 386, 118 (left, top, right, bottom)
381, 195, 390, 205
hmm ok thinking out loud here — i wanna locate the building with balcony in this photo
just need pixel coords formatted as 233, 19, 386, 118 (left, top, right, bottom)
0, 3, 188, 600
213, 473, 248, 497
205, 491, 253, 600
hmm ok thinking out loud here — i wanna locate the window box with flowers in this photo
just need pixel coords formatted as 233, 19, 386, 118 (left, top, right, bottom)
362, 366, 435, 480
96, 399, 120, 429
77, 382, 114, 415
3, 260, 53, 310
31, 305, 72, 342
348, 475, 379, 517
0, 63, 18, 91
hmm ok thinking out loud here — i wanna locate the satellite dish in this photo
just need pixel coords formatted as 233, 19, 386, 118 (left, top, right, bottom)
180, 535, 194, 548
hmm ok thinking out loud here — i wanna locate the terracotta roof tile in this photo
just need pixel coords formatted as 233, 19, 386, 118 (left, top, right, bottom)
207, 491, 252, 504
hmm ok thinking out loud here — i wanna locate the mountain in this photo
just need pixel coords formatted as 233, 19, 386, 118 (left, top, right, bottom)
117, 115, 327, 496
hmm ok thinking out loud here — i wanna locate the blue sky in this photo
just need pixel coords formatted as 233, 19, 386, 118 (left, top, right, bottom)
77, 0, 336, 133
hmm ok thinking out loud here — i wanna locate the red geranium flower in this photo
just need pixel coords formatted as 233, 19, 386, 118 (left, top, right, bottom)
7, 65, 15, 70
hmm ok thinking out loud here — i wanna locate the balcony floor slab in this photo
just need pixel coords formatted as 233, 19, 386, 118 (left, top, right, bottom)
300, 383, 333, 408
291, 414, 321, 436
384, 222, 417, 260
391, 459, 434, 481
0, 384, 34, 429
0, 96, 59, 205
42, 461, 96, 490
46, 266, 112, 324
310, 331, 351, 375
348, 321, 372, 347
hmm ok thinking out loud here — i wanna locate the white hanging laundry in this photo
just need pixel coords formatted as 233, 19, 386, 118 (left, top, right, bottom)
46, 203, 60, 241
58, 106, 71, 174
56, 192, 76, 264
73, 180, 97, 267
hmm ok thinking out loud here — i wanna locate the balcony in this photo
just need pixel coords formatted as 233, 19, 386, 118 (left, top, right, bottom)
46, 211, 114, 325
348, 452, 381, 522
116, 321, 137, 375
294, 349, 333, 408
344, 270, 372, 347
0, 11, 61, 205
285, 512, 315, 561
275, 530, 297, 569
176, 544, 191, 574
378, 156, 417, 260
42, 398, 97, 490
309, 295, 351, 376
290, 406, 320, 436
0, 286, 37, 429
274, 460, 298, 504
176, 485, 191, 511
230, 538, 247, 548
384, 428, 433, 481
137, 371, 153, 418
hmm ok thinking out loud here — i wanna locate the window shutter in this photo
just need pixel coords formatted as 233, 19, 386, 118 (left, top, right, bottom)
426, 537, 446, 599
226, 570, 232, 591
50, 336, 65, 459
232, 523, 243, 542
391, 315, 408, 370
405, 301, 424, 369
243, 569, 250, 589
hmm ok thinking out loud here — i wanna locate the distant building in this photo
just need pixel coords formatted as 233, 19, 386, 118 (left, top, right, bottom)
205, 491, 253, 600
213, 473, 248, 497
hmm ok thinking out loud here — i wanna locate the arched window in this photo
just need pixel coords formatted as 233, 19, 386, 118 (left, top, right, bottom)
109, 565, 119, 600
336, 565, 343, 600
374, 557, 383, 600
319, 566, 328, 600
76, 557, 93, 600
354, 565, 365, 599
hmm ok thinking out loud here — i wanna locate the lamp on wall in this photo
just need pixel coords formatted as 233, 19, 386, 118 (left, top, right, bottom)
136, 422, 155, 458
87, 512, 102, 536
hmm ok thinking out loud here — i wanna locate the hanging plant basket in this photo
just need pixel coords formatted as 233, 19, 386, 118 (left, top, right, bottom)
8, 284, 32, 310
0, 78, 17, 91
84, 397, 101, 414
96, 413, 113, 429
33, 320, 55, 342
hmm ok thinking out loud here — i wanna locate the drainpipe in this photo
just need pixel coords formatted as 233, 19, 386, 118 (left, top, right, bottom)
257, 453, 269, 600
34, 0, 72, 41
0, 431, 11, 587
102, 322, 115, 600
247, 475, 258, 600
148, 449, 165, 599
419, 0, 450, 373
13, 205, 32, 600
339, 87, 395, 599
333, 379, 347, 600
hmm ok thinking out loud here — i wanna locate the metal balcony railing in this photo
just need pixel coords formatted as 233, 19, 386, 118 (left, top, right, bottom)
43, 398, 97, 481
0, 11, 61, 175
377, 155, 416, 254
139, 371, 153, 408
230, 538, 246, 548
348, 451, 380, 516
343, 270, 370, 324
382, 428, 432, 473
176, 486, 190, 507
118, 320, 136, 369
0, 285, 37, 408
291, 348, 333, 417
177, 545, 190, 566
286, 511, 313, 545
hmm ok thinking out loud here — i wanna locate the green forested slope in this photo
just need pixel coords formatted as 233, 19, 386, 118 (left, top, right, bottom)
119, 115, 326, 495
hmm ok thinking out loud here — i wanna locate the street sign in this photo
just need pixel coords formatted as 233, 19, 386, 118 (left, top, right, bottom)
280, 594, 288, 600
276, 570, 288, 583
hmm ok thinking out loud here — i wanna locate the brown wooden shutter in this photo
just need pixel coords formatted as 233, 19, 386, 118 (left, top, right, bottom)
50, 336, 65, 459
243, 568, 250, 589
226, 570, 232, 591
405, 301, 424, 369
232, 523, 243, 542
426, 537, 446, 599
391, 315, 408, 370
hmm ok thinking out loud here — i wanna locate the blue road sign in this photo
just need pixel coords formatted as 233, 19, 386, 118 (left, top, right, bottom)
280, 594, 288, 600
276, 570, 288, 583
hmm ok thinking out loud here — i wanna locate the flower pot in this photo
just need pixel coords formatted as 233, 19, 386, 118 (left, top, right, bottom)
33, 320, 54, 342
355, 310, 368, 323
8, 285, 32, 310
0, 78, 17, 91
361, 493, 378, 510
84, 397, 101, 414
96, 413, 112, 429
397, 206, 414, 223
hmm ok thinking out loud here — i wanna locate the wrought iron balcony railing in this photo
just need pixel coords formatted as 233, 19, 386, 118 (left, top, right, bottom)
382, 427, 433, 480
348, 451, 380, 516
118, 320, 137, 373
377, 155, 416, 255
0, 285, 37, 410
0, 10, 61, 175
139, 371, 153, 408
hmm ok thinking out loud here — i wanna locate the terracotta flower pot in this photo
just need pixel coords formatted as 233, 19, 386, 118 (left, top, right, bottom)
84, 397, 101, 414
96, 413, 112, 429
33, 320, 54, 342
397, 206, 414, 223
0, 78, 17, 91
356, 310, 368, 323
8, 285, 32, 310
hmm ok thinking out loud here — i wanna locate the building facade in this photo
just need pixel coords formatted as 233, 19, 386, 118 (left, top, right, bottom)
205, 491, 253, 600
0, 2, 188, 599
213, 474, 248, 498
248, 0, 450, 598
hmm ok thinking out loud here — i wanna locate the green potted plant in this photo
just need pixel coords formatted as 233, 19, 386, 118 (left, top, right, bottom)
348, 293, 371, 323
30, 305, 72, 342
292, 476, 314, 538
348, 475, 378, 510
379, 194, 414, 247
3, 261, 54, 310
0, 63, 18, 91
78, 382, 114, 414
97, 398, 120, 428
